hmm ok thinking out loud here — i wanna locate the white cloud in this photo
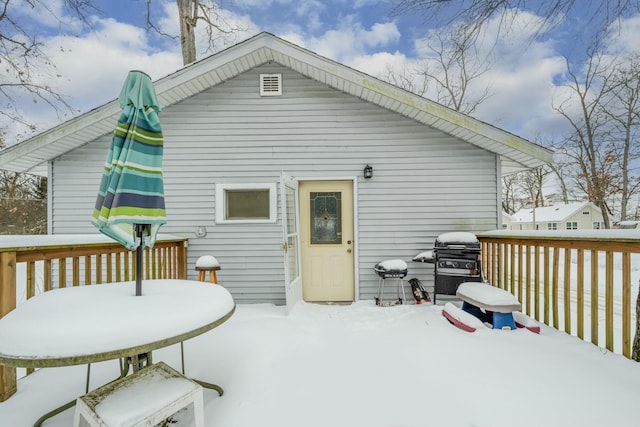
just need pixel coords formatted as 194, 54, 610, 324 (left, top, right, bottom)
47, 20, 181, 103
350, 51, 409, 79
605, 14, 640, 55
290, 19, 401, 63
402, 9, 572, 140
475, 56, 568, 138
7, 0, 86, 33
3, 17, 184, 143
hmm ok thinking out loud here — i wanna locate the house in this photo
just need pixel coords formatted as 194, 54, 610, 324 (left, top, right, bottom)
0, 32, 552, 306
509, 202, 605, 230
501, 211, 513, 229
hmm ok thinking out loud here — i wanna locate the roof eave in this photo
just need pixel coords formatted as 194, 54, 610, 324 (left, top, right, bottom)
0, 32, 553, 174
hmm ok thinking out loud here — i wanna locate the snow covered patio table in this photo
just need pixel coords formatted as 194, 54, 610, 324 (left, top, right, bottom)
0, 279, 235, 426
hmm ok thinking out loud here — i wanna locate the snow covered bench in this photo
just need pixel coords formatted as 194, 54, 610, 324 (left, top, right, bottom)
73, 362, 204, 427
456, 282, 522, 330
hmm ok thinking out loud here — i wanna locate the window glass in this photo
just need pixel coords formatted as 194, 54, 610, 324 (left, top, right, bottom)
566, 221, 578, 230
216, 183, 276, 223
310, 191, 342, 244
225, 189, 270, 219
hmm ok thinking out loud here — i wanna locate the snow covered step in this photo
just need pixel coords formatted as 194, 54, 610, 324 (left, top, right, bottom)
73, 361, 204, 427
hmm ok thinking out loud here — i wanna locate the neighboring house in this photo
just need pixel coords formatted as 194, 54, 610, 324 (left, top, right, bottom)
509, 202, 605, 231
0, 32, 552, 306
501, 211, 513, 229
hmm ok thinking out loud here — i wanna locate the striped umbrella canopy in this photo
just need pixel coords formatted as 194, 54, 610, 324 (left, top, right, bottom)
92, 70, 166, 294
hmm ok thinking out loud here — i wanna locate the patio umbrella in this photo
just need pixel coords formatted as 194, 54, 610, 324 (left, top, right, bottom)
92, 70, 166, 296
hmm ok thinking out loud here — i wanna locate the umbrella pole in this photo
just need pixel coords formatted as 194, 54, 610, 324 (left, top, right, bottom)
135, 224, 145, 296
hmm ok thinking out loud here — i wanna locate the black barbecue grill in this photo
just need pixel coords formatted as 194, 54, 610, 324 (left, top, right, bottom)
413, 232, 484, 303
374, 259, 408, 306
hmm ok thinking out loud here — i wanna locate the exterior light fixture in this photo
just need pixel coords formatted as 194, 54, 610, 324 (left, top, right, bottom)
363, 164, 373, 179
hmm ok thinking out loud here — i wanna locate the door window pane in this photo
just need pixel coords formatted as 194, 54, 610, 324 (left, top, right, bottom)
310, 191, 342, 244
285, 186, 297, 234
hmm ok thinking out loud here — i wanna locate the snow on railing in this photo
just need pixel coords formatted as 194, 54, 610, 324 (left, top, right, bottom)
477, 230, 640, 360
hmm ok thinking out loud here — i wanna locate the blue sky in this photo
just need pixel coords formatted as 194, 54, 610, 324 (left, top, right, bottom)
4, 0, 640, 146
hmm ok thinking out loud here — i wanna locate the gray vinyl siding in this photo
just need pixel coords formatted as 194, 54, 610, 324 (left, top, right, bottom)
51, 63, 498, 304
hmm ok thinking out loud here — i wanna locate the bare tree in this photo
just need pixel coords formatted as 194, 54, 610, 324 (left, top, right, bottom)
0, 170, 47, 234
146, 0, 244, 65
391, 1, 640, 43
502, 173, 520, 214
552, 50, 617, 228
605, 55, 640, 221
382, 64, 428, 97
383, 24, 493, 114
520, 166, 552, 209
503, 165, 554, 215
416, 25, 493, 114
546, 153, 573, 204
0, 0, 96, 143
0, 170, 45, 199
635, 288, 640, 361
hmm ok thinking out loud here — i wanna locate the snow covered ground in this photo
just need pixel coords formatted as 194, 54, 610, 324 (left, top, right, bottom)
1, 301, 639, 427
2, 232, 640, 426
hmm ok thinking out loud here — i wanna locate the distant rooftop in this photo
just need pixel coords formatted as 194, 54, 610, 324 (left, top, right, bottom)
511, 202, 596, 223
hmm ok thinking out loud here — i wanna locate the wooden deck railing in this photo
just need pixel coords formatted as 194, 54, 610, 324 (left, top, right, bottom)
0, 235, 188, 401
477, 230, 639, 360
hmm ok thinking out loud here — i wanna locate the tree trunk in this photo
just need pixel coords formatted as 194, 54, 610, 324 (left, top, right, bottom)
177, 0, 197, 65
632, 283, 640, 361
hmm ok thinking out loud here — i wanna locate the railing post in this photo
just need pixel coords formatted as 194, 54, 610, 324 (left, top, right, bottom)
622, 253, 631, 358
563, 248, 572, 334
178, 241, 188, 279
606, 252, 614, 352
591, 250, 599, 346
576, 249, 585, 340
0, 251, 17, 402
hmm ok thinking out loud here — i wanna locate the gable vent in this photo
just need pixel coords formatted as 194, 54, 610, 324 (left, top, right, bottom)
260, 73, 282, 96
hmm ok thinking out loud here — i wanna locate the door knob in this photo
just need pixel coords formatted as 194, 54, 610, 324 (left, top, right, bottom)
347, 248, 352, 253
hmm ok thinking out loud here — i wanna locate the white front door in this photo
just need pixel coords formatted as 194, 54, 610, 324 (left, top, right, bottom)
299, 181, 354, 302
281, 173, 302, 310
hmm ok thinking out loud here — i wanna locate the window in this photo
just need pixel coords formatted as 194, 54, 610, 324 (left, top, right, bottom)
566, 221, 578, 230
260, 74, 282, 96
582, 211, 590, 215
216, 183, 277, 223
547, 223, 558, 230
309, 191, 342, 245
593, 221, 605, 229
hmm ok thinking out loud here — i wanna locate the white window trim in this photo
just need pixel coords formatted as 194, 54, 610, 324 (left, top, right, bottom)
216, 183, 277, 224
